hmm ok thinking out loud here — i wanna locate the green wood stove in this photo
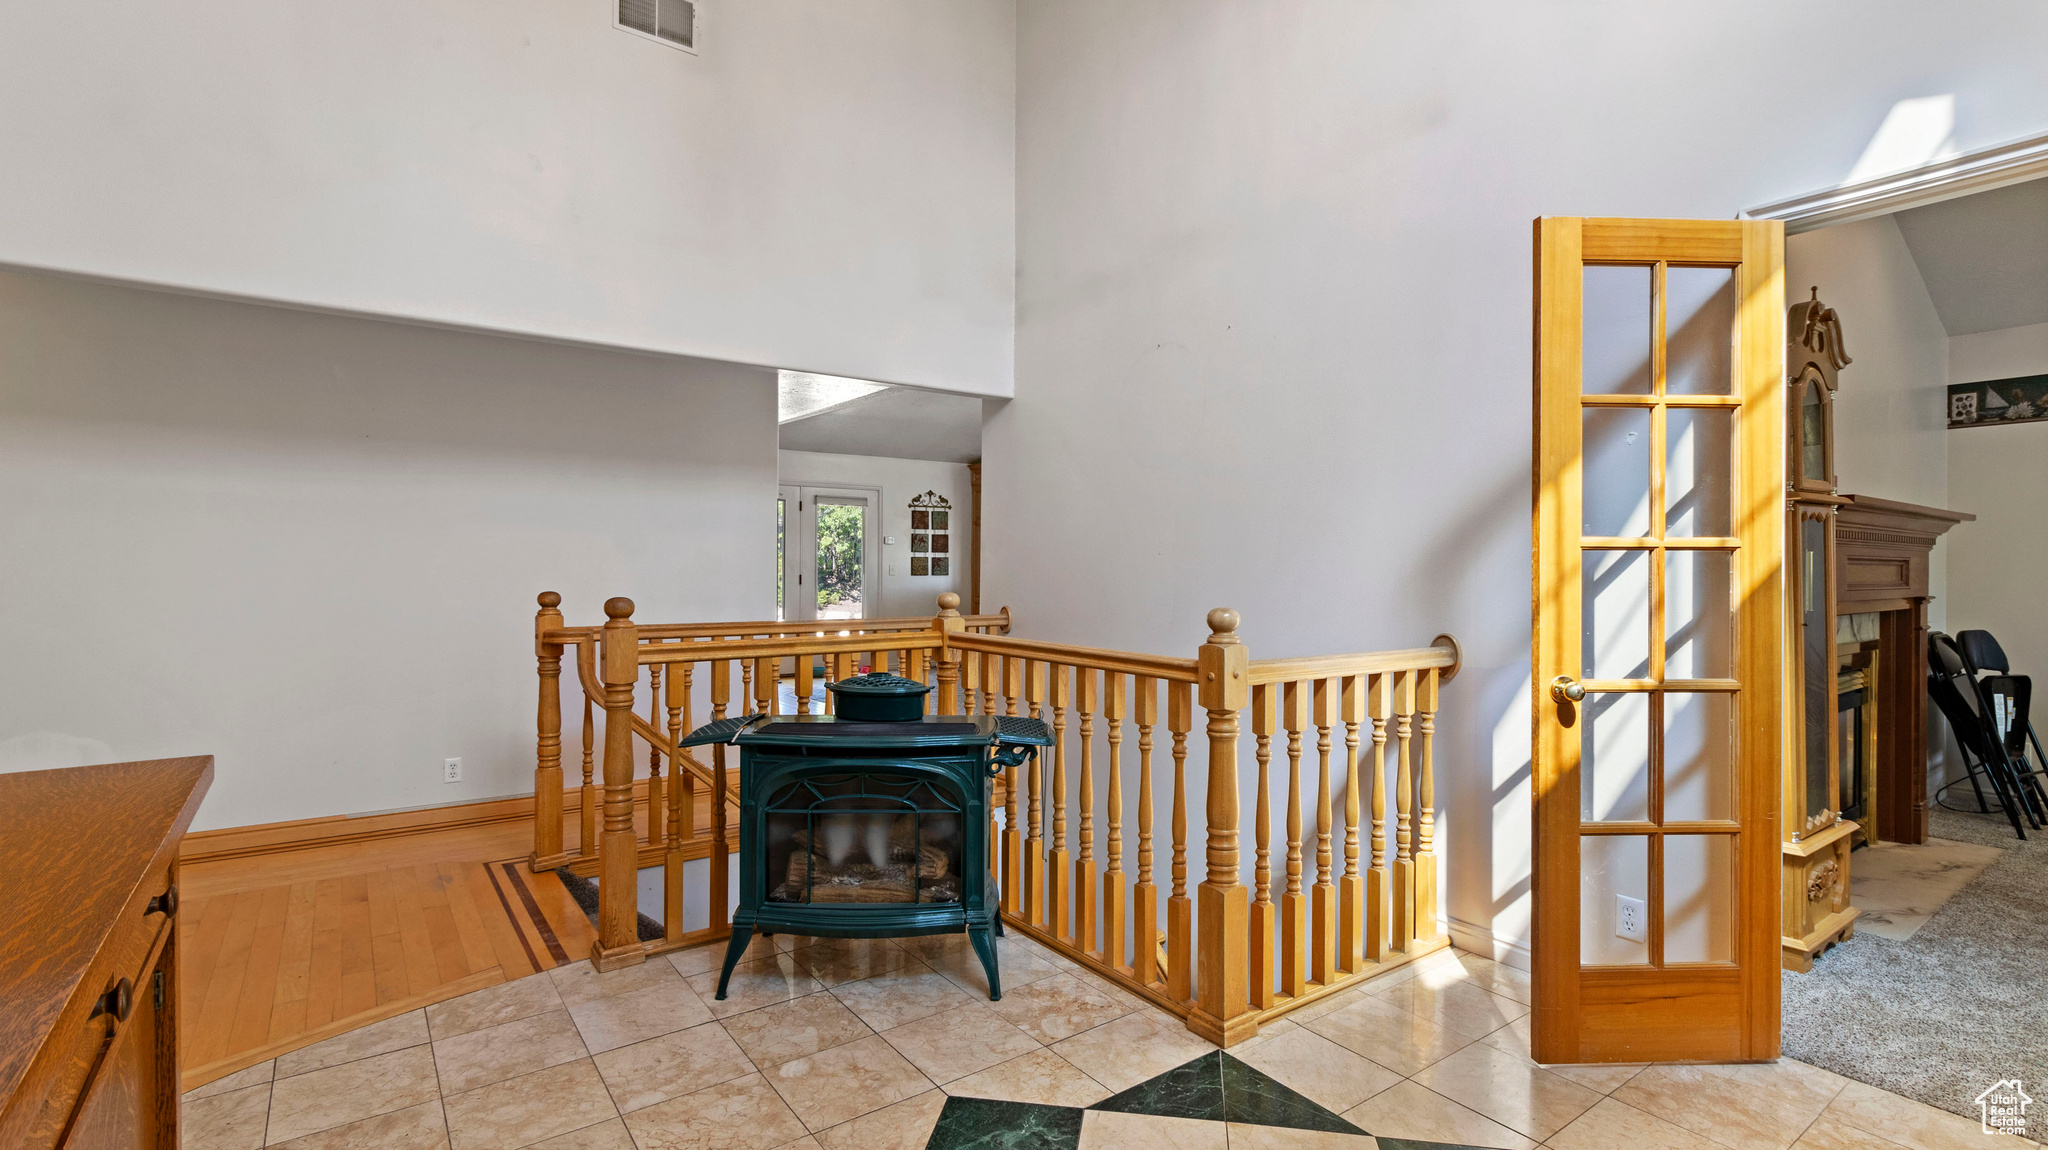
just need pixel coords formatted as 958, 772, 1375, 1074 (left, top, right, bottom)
679, 672, 1050, 1001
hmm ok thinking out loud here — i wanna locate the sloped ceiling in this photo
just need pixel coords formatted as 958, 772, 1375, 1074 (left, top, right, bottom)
1893, 176, 2048, 336
778, 386, 984, 463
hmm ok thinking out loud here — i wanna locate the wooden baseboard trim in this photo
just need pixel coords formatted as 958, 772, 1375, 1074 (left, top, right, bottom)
180, 780, 667, 865
180, 967, 506, 1094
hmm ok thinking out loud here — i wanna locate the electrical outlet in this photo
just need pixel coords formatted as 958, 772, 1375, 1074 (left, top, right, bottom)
443, 757, 462, 784
1615, 894, 1646, 942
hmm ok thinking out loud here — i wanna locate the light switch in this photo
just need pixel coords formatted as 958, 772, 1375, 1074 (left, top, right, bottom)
888, 565, 897, 576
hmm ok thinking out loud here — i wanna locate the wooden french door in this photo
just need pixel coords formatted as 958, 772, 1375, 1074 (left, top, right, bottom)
1532, 218, 1785, 1063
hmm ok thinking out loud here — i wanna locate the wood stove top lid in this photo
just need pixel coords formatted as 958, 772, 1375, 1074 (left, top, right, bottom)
678, 713, 1053, 750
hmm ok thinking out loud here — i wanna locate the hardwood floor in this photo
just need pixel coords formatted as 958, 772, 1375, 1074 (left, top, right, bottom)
177, 813, 599, 1092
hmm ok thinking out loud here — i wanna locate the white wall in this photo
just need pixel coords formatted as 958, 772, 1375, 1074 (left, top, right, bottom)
778, 450, 974, 621
0, 1, 1017, 395
999, 0, 2048, 966
0, 269, 777, 831
1947, 321, 2048, 690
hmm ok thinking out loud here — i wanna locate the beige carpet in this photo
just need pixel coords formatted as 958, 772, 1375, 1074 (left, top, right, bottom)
1782, 809, 2046, 1120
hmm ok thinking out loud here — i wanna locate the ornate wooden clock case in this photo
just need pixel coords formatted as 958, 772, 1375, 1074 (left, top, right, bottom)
1781, 289, 1859, 971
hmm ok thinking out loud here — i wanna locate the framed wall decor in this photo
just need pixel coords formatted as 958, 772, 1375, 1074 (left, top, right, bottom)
908, 490, 952, 576
1949, 374, 2048, 428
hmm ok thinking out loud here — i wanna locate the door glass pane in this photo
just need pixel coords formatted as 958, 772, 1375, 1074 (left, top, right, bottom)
1583, 266, 1652, 395
1666, 267, 1734, 395
1665, 408, 1732, 537
1581, 834, 1649, 966
1801, 517, 1831, 819
1582, 692, 1650, 823
777, 497, 787, 621
1664, 692, 1734, 822
1583, 409, 1651, 537
1665, 550, 1733, 679
1583, 549, 1650, 680
1663, 834, 1735, 962
815, 500, 866, 620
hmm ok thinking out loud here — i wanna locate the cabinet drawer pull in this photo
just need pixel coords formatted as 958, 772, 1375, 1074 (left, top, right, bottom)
146, 884, 179, 918
91, 978, 134, 1024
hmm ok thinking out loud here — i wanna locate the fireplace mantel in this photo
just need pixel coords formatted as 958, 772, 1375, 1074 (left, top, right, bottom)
1835, 494, 1974, 612
1834, 492, 1973, 845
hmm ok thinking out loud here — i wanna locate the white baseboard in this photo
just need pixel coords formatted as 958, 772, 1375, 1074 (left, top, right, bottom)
1446, 915, 1532, 973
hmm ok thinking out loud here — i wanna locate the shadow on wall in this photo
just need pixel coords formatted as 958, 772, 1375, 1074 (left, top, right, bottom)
1405, 454, 1536, 962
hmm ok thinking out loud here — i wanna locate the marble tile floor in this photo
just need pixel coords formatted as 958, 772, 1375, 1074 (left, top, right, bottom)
180, 935, 2031, 1150
1848, 837, 2005, 941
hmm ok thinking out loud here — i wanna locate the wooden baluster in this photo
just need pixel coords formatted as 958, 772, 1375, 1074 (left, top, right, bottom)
647, 663, 665, 849
1281, 680, 1307, 998
1340, 675, 1365, 972
1048, 665, 1072, 945
594, 598, 646, 969
1102, 672, 1127, 973
1075, 668, 1098, 956
982, 654, 999, 717
756, 657, 777, 721
533, 593, 565, 865
1392, 669, 1417, 951
963, 651, 980, 716
1416, 667, 1439, 942
1026, 660, 1046, 929
1366, 674, 1390, 961
1192, 609, 1250, 1045
741, 659, 755, 719
709, 659, 732, 934
1249, 683, 1275, 1008
664, 658, 687, 943
1166, 680, 1192, 1003
1311, 678, 1337, 985
934, 594, 964, 718
908, 647, 928, 709
681, 664, 695, 754
795, 652, 814, 715
1002, 656, 1023, 917
1134, 677, 1160, 987
580, 693, 597, 859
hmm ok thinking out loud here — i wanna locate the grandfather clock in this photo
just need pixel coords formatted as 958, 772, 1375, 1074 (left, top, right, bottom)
1782, 288, 1859, 972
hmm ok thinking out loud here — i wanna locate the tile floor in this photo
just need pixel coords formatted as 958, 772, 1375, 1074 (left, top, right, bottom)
1848, 837, 2005, 941
180, 935, 2032, 1150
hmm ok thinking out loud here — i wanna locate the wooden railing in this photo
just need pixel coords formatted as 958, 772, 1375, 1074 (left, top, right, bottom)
529, 591, 1457, 1045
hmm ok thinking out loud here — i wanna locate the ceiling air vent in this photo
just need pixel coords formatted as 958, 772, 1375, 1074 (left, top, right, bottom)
618, 0, 696, 53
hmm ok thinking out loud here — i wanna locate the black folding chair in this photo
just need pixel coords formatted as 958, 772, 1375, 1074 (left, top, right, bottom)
1954, 629, 2048, 809
1928, 632, 2037, 838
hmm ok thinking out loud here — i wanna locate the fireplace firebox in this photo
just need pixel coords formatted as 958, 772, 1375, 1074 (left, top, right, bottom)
678, 673, 1049, 1001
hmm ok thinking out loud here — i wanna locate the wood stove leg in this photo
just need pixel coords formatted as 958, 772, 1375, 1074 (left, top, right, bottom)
968, 921, 1003, 1001
714, 924, 755, 1001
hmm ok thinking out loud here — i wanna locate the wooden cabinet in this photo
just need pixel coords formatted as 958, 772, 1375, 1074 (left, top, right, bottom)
0, 758, 212, 1150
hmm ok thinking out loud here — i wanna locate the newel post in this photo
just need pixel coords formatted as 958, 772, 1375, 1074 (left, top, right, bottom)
934, 592, 964, 716
1190, 608, 1256, 1045
532, 593, 566, 868
593, 597, 647, 970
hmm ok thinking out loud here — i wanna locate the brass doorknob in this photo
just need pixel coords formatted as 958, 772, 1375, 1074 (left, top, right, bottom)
1550, 676, 1586, 704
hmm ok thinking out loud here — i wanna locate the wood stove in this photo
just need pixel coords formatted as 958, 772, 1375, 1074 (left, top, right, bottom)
679, 673, 1049, 1001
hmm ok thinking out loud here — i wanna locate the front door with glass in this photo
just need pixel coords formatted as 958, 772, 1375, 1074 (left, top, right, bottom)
1532, 217, 1785, 1063
777, 485, 877, 623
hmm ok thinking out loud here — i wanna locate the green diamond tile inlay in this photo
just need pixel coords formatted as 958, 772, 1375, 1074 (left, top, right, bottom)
924, 1096, 1084, 1150
1090, 1052, 1225, 1121
1084, 1051, 1365, 1136
1218, 1051, 1364, 1134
